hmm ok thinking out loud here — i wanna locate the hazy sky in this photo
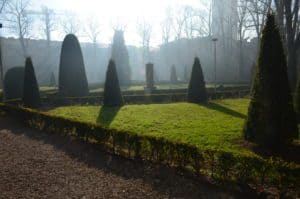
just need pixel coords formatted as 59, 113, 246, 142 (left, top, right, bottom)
26, 0, 202, 46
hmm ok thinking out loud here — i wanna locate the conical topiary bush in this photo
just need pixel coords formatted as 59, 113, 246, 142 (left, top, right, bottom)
244, 14, 298, 148
187, 57, 207, 104
23, 57, 41, 108
111, 30, 131, 87
103, 60, 123, 107
3, 66, 24, 100
59, 34, 89, 97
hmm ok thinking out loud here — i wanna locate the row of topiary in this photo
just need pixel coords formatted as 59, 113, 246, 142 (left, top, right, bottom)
2, 34, 89, 102
102, 57, 208, 106
3, 31, 127, 99
3, 57, 41, 108
3, 13, 300, 151
0, 102, 299, 193
55, 30, 131, 96
3, 32, 208, 107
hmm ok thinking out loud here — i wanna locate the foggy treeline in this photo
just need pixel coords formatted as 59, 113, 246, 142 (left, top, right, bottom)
0, 0, 299, 88
0, 36, 258, 85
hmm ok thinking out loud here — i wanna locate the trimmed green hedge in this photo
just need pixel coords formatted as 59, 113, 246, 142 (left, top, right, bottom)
40, 90, 249, 106
0, 103, 299, 192
1, 89, 249, 106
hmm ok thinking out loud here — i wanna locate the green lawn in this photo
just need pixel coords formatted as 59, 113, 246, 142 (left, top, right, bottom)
47, 98, 254, 155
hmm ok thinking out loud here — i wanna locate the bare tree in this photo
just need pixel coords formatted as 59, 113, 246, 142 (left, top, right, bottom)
173, 6, 187, 40
182, 6, 196, 39
85, 15, 100, 46
40, 6, 55, 47
137, 18, 152, 64
246, 0, 272, 39
161, 6, 173, 44
84, 14, 100, 72
0, 0, 9, 13
60, 11, 80, 35
193, 0, 213, 37
111, 17, 127, 32
274, 0, 300, 90
0, 0, 10, 88
237, 0, 252, 80
5, 0, 32, 58
173, 5, 202, 40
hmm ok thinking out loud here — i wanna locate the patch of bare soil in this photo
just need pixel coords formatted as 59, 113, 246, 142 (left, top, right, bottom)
0, 116, 257, 199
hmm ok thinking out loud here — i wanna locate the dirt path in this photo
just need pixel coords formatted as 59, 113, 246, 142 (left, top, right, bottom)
0, 116, 255, 199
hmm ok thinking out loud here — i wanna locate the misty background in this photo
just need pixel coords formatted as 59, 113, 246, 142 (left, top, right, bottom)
0, 0, 270, 86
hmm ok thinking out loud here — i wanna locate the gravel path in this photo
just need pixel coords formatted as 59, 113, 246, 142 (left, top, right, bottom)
0, 116, 255, 199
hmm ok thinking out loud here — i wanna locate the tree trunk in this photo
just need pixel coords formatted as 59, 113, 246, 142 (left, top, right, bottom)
0, 37, 3, 89
19, 35, 27, 58
287, 46, 297, 91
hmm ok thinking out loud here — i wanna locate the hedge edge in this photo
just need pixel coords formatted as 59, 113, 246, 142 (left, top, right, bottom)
0, 103, 299, 192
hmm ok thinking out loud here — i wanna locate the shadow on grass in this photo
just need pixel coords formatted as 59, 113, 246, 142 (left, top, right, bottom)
96, 106, 121, 127
205, 102, 247, 119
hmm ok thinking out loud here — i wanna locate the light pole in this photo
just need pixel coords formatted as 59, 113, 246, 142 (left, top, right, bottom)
212, 38, 218, 93
0, 23, 3, 90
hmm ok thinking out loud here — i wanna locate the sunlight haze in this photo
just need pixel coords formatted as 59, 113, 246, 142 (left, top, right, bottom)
29, 0, 202, 46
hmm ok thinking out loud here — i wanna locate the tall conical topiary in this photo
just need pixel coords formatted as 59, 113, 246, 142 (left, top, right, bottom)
23, 57, 41, 108
187, 57, 207, 103
244, 14, 298, 148
103, 60, 124, 107
111, 30, 131, 87
59, 34, 89, 97
3, 67, 24, 100
170, 65, 178, 84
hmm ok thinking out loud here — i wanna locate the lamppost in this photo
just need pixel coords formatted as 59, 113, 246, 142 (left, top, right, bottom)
212, 38, 218, 93
0, 23, 3, 90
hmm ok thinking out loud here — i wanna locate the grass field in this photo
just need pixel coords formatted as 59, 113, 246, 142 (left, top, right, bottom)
47, 98, 253, 155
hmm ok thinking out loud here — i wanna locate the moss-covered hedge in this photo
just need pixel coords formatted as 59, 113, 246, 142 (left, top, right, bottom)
0, 103, 299, 193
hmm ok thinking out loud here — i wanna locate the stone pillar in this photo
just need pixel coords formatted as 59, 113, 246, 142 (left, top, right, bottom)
145, 63, 155, 92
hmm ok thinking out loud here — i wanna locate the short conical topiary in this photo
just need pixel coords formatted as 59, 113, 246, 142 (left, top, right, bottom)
103, 60, 124, 107
244, 14, 298, 148
170, 65, 178, 84
59, 34, 89, 97
3, 66, 24, 100
187, 57, 207, 103
23, 57, 41, 108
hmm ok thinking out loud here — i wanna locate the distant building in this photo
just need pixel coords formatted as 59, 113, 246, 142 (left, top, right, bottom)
212, 0, 238, 40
